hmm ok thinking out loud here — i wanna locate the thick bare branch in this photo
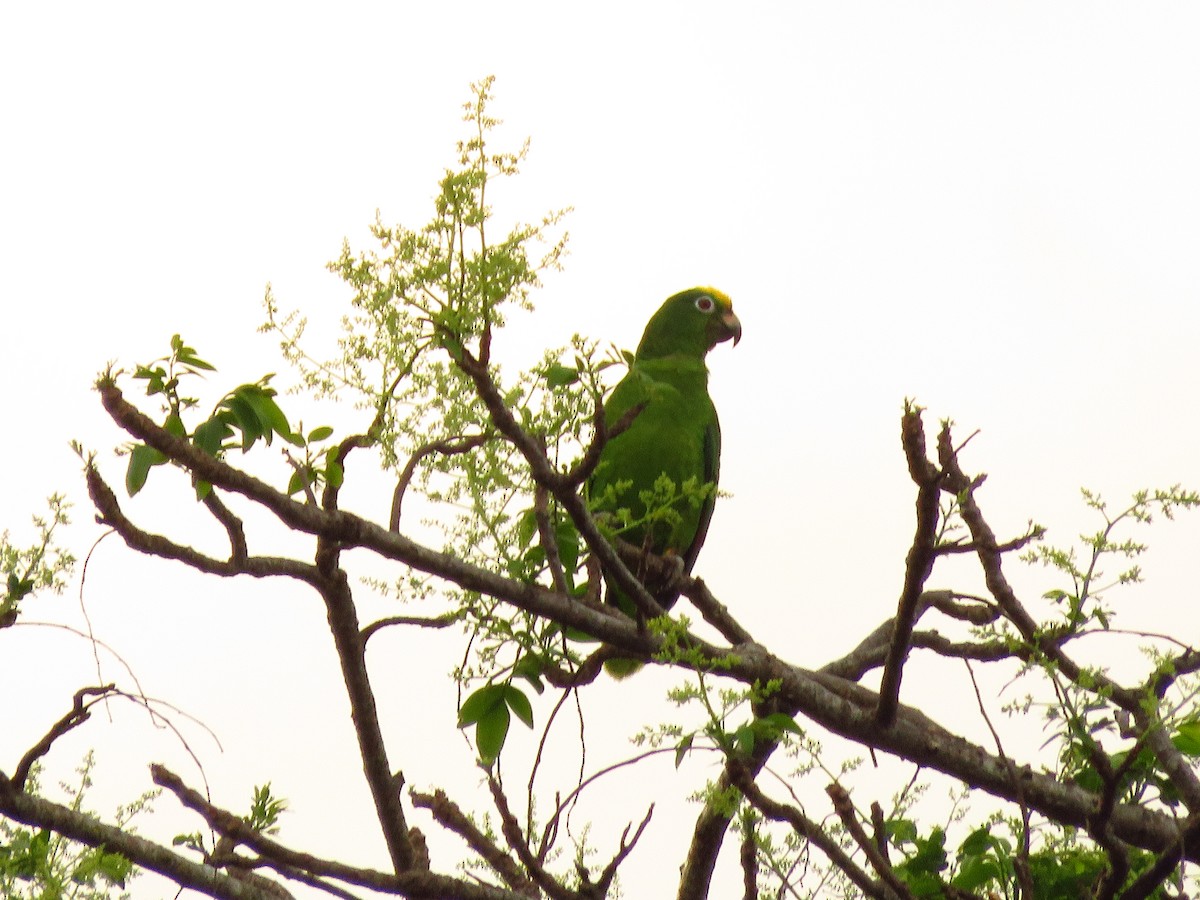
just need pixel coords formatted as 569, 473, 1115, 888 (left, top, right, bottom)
680, 575, 755, 646
876, 410, 943, 728
739, 815, 756, 900
678, 730, 782, 900
1119, 815, 1200, 899
315, 570, 415, 873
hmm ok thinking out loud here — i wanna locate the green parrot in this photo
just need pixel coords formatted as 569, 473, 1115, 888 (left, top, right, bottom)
589, 287, 742, 676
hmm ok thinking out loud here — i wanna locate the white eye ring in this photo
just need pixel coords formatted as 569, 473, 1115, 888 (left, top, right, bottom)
695, 296, 715, 313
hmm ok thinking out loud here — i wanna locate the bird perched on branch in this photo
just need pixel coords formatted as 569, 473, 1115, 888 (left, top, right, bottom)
589, 287, 741, 676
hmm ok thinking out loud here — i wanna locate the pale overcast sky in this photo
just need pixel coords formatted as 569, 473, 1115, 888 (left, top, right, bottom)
3, 4, 1199, 897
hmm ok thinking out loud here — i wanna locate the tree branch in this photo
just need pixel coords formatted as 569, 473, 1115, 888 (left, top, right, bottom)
202, 490, 249, 564
390, 433, 491, 532
826, 783, 914, 899
95, 379, 1200, 881
732, 767, 894, 900
150, 765, 398, 892
0, 772, 280, 900
315, 569, 415, 873
12, 685, 117, 789
410, 788, 538, 898
448, 352, 662, 621
486, 774, 571, 900
876, 412, 942, 728
86, 460, 319, 583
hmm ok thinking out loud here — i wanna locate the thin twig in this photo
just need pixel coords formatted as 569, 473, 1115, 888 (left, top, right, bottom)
963, 659, 1033, 897
534, 483, 569, 595
360, 611, 460, 645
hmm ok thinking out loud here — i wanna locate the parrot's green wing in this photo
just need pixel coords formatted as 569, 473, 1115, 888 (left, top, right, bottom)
682, 413, 721, 578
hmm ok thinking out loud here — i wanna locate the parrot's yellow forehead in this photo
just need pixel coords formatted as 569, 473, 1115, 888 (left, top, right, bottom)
697, 286, 733, 310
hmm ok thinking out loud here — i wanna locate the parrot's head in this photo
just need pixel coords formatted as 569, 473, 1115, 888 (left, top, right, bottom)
635, 287, 742, 360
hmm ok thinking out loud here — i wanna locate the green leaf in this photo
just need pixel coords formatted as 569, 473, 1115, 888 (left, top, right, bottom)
225, 394, 264, 448
172, 831, 205, 851
900, 827, 948, 877
732, 724, 756, 755
163, 412, 187, 438
458, 683, 507, 727
957, 826, 995, 857
241, 385, 301, 446
193, 416, 232, 456
176, 350, 216, 372
325, 458, 344, 488
1173, 720, 1200, 756
504, 684, 534, 728
7, 571, 33, 601
516, 508, 538, 549
96, 850, 133, 886
434, 325, 465, 363
307, 425, 334, 443
888, 818, 918, 845
555, 518, 580, 576
674, 734, 694, 768
952, 855, 1001, 891
287, 469, 312, 496
544, 363, 578, 388
475, 704, 510, 765
71, 848, 131, 888
126, 443, 165, 496
512, 653, 545, 694
757, 712, 802, 738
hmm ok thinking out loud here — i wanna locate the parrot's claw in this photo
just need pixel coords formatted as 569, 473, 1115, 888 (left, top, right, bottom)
661, 549, 686, 589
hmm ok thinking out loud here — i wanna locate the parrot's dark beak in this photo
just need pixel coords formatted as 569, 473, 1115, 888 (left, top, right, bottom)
723, 310, 742, 347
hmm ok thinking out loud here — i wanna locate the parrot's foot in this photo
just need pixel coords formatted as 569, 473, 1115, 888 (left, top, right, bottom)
661, 549, 686, 589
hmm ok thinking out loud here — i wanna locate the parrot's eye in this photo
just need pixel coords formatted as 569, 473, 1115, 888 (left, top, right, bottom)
694, 296, 715, 314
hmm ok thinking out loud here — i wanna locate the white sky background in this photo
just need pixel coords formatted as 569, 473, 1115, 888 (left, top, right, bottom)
3, 3, 1200, 897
